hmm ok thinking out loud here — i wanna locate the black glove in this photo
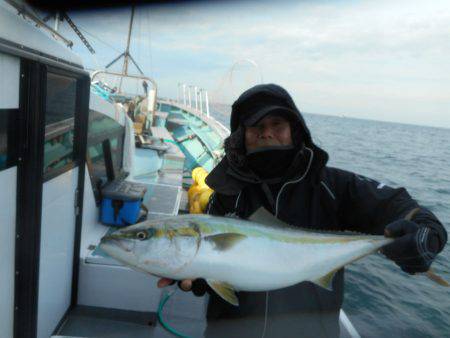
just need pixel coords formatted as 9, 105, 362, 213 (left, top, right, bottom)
382, 219, 440, 274
175, 279, 211, 297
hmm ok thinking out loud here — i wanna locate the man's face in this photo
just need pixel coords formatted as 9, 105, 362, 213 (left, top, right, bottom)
245, 115, 293, 152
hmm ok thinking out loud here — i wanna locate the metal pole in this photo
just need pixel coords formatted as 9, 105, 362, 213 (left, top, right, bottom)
183, 84, 187, 106
194, 86, 198, 111
5, 0, 73, 47
54, 12, 60, 31
188, 86, 192, 108
120, 6, 135, 92
205, 90, 210, 117
177, 83, 180, 103
199, 89, 204, 114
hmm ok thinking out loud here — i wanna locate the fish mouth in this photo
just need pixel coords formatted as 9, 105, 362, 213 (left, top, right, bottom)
101, 237, 133, 253
99, 235, 136, 260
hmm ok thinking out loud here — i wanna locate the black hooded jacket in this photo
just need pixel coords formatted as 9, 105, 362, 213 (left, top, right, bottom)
203, 84, 447, 338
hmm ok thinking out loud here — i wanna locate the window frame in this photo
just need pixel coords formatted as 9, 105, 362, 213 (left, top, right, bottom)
42, 66, 86, 182
7, 47, 90, 338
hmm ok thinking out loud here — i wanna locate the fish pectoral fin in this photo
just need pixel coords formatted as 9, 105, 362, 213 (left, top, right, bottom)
313, 270, 338, 291
424, 269, 449, 287
204, 233, 247, 251
207, 279, 239, 306
248, 207, 289, 228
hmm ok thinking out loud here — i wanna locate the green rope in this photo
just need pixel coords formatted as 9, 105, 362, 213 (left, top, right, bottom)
162, 138, 177, 144
157, 290, 194, 338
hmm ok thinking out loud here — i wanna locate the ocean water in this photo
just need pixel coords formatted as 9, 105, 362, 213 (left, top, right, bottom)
210, 106, 450, 338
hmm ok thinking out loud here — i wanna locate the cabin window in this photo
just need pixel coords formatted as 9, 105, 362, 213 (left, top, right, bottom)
43, 73, 77, 177
0, 109, 17, 171
87, 109, 125, 200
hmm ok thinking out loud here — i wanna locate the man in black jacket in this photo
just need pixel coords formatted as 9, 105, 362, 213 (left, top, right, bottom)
158, 84, 447, 337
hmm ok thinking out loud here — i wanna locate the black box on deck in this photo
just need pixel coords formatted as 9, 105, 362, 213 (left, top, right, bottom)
100, 180, 147, 226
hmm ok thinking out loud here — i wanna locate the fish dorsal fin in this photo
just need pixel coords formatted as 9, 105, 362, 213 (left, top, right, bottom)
248, 207, 288, 228
207, 279, 239, 306
204, 233, 247, 251
313, 270, 338, 291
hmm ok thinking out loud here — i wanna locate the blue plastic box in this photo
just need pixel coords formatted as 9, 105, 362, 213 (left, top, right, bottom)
100, 180, 147, 226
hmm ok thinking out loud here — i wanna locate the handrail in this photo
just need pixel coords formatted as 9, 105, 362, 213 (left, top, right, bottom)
91, 70, 157, 90
204, 90, 210, 117
177, 83, 211, 118
91, 70, 158, 123
339, 310, 361, 338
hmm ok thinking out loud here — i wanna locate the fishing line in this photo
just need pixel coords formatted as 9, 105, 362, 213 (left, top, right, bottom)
77, 25, 123, 54
261, 291, 269, 338
157, 288, 194, 338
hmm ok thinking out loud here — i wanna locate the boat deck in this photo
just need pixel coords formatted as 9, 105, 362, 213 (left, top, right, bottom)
56, 305, 204, 338
55, 305, 356, 338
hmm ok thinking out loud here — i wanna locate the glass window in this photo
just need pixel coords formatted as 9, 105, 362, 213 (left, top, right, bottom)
0, 109, 17, 171
43, 73, 77, 176
87, 109, 125, 199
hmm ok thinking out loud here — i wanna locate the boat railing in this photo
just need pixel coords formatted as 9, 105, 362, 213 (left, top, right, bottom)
162, 98, 230, 140
340, 309, 362, 338
91, 70, 158, 124
177, 83, 211, 118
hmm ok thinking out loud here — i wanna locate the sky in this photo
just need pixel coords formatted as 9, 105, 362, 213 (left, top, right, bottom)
59, 0, 450, 129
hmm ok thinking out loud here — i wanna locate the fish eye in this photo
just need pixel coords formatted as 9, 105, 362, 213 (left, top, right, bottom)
136, 231, 148, 240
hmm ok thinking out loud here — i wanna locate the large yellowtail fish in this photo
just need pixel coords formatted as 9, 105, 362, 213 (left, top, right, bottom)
99, 208, 447, 306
